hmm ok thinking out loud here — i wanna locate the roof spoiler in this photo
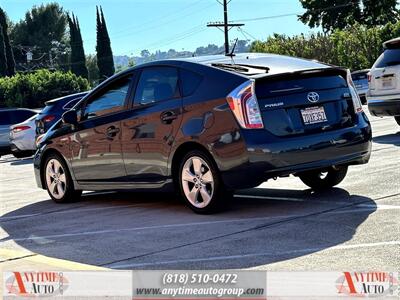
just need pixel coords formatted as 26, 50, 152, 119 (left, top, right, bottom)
383, 38, 400, 49
255, 67, 348, 82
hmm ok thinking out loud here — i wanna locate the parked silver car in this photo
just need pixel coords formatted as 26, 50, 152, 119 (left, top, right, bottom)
9, 114, 38, 158
0, 108, 38, 158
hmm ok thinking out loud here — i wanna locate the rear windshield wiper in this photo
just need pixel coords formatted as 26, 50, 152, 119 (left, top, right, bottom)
211, 63, 270, 74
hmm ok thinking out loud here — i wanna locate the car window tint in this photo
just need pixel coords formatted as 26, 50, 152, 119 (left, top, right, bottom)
84, 76, 132, 119
135, 67, 179, 105
13, 110, 35, 123
0, 111, 11, 125
374, 49, 400, 68
180, 69, 202, 96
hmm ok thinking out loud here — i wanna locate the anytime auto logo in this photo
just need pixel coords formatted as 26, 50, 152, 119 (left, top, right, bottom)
5, 272, 69, 297
336, 272, 398, 297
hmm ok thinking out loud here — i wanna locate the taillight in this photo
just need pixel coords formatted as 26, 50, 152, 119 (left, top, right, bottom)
367, 74, 371, 83
43, 115, 56, 123
12, 125, 30, 133
347, 70, 363, 113
226, 80, 264, 129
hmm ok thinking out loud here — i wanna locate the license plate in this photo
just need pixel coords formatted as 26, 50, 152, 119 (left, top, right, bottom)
301, 106, 327, 125
381, 77, 394, 89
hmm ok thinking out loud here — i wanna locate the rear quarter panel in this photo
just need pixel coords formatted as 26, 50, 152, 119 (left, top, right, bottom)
169, 63, 250, 174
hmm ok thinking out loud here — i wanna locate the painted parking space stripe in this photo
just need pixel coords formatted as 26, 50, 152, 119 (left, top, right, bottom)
7, 203, 397, 242
107, 241, 400, 269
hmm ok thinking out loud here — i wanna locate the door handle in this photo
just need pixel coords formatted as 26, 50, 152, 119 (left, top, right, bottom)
106, 126, 120, 138
160, 111, 178, 124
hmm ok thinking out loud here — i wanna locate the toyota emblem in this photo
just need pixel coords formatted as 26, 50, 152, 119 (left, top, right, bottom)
307, 92, 320, 103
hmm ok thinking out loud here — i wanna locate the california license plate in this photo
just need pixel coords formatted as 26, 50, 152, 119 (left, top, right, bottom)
301, 106, 327, 125
381, 77, 394, 89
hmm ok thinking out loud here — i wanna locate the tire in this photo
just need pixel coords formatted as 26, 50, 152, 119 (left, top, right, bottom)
43, 153, 82, 203
178, 150, 231, 214
298, 166, 348, 191
395, 116, 400, 126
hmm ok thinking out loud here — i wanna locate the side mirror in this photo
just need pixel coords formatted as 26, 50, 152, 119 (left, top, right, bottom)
62, 110, 78, 125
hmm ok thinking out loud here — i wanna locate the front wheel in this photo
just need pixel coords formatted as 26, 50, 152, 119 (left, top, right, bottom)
395, 116, 400, 126
178, 150, 231, 214
44, 154, 82, 203
298, 166, 348, 191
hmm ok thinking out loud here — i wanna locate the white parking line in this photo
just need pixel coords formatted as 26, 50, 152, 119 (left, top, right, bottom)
9, 204, 397, 242
234, 194, 305, 202
107, 241, 400, 268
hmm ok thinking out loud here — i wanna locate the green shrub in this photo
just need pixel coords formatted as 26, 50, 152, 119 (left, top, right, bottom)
250, 21, 400, 71
0, 69, 90, 108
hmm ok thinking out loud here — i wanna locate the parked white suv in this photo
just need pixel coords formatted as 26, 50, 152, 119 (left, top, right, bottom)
367, 37, 400, 126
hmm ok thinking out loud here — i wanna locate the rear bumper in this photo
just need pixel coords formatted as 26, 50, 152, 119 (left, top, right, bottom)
221, 113, 372, 189
367, 99, 400, 117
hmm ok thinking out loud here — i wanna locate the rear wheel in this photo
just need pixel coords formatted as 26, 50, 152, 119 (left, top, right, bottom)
44, 154, 82, 203
178, 150, 231, 214
298, 166, 348, 191
395, 116, 400, 126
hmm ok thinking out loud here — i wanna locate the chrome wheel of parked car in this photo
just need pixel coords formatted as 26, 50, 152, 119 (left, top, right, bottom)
181, 156, 215, 208
44, 154, 82, 203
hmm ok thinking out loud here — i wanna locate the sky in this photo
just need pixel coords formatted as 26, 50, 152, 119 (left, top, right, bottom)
2, 0, 315, 56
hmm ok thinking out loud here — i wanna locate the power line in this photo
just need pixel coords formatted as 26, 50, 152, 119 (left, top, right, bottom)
231, 2, 355, 23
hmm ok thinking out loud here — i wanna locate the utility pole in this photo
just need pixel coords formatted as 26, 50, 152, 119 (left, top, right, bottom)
207, 0, 244, 55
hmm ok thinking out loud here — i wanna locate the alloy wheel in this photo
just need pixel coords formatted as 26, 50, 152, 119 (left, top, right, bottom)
45, 159, 67, 200
181, 156, 214, 208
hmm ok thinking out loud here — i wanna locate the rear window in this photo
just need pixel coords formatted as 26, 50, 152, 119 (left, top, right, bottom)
63, 98, 80, 110
352, 73, 368, 81
0, 111, 11, 125
40, 103, 57, 115
12, 110, 36, 123
374, 49, 400, 68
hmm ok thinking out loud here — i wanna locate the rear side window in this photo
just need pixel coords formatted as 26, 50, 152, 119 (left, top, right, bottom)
180, 69, 202, 97
0, 111, 11, 125
135, 67, 179, 105
374, 49, 400, 68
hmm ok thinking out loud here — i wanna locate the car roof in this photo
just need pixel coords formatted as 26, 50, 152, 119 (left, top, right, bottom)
383, 37, 400, 49
121, 53, 330, 77
45, 91, 89, 105
0, 108, 38, 112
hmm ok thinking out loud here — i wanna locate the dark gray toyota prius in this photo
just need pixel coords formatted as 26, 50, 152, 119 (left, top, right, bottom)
34, 53, 372, 213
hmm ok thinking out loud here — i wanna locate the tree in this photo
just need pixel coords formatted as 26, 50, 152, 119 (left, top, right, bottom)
299, 0, 399, 32
10, 3, 68, 69
0, 8, 15, 76
96, 6, 114, 81
362, 0, 399, 27
0, 24, 7, 76
68, 14, 88, 79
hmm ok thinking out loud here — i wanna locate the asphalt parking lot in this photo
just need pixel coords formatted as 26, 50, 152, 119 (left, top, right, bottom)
0, 111, 399, 271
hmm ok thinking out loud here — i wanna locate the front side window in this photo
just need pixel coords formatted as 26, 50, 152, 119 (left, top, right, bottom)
83, 76, 132, 119
134, 67, 179, 105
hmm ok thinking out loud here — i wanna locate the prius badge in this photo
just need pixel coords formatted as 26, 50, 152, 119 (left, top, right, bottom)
307, 92, 320, 103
